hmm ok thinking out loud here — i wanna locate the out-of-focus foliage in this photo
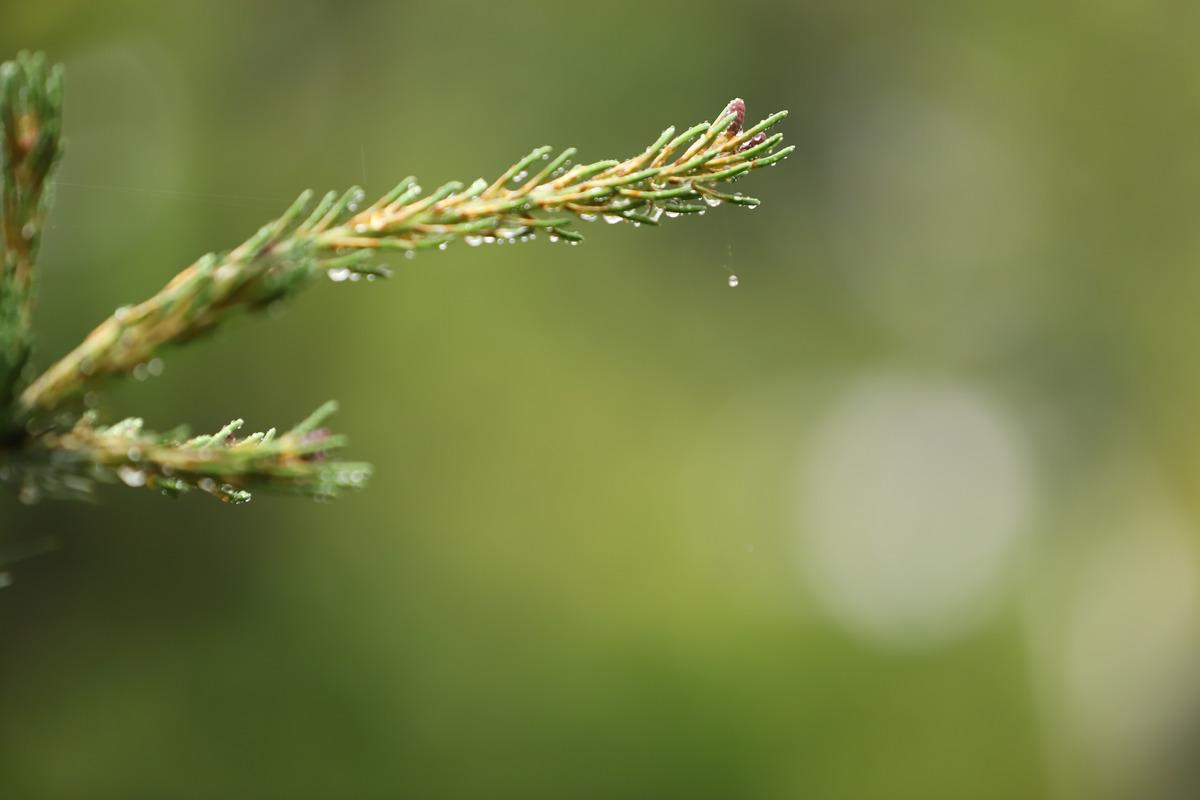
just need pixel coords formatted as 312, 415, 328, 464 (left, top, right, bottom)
2, 2, 1199, 799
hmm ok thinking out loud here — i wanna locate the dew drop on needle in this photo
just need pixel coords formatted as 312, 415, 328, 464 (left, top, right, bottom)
728, 274, 739, 288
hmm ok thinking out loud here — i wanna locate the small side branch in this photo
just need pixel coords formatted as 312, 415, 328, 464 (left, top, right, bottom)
11, 401, 368, 504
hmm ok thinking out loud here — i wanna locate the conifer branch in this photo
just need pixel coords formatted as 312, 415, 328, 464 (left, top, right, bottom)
16, 99, 790, 414
0, 52, 64, 423
0, 50, 790, 504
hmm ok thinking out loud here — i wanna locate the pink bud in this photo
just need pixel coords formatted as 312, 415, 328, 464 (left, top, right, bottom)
737, 132, 768, 153
723, 98, 746, 136
301, 428, 331, 461
301, 428, 330, 444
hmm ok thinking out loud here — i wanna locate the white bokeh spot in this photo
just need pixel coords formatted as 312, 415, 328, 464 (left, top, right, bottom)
796, 372, 1036, 647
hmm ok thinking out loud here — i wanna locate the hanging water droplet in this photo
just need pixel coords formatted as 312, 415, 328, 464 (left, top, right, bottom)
580, 213, 597, 222
728, 274, 739, 288
703, 196, 721, 208
603, 215, 623, 225
512, 170, 528, 183
438, 242, 449, 251
647, 206, 663, 223
117, 466, 146, 488
665, 211, 681, 219
327, 268, 352, 282
198, 477, 216, 493
464, 236, 483, 247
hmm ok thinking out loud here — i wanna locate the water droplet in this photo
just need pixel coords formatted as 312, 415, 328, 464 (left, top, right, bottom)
647, 206, 664, 222
728, 274, 739, 288
703, 196, 721, 208
438, 242, 449, 251
133, 363, 149, 381
147, 358, 164, 377
603, 215, 623, 225
21, 222, 36, 240
464, 236, 483, 247
580, 213, 597, 222
117, 466, 146, 488
512, 170, 528, 183
327, 268, 352, 282
198, 477, 216, 493
665, 211, 681, 219
404, 250, 417, 260
114, 305, 133, 323
127, 446, 143, 462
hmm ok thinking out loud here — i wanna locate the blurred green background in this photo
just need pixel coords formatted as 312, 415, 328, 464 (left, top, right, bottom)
3, 1, 1200, 798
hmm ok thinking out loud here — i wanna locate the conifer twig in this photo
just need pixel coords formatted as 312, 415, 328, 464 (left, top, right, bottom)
17, 98, 790, 414
0, 49, 790, 504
